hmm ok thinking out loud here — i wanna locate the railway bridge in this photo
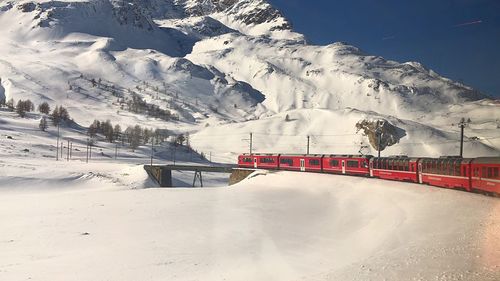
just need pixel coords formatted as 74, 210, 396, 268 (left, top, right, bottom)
144, 164, 256, 187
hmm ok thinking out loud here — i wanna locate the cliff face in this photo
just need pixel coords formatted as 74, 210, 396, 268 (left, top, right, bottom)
356, 120, 407, 152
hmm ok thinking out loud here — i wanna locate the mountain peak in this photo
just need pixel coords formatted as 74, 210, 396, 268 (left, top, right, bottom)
175, 0, 301, 39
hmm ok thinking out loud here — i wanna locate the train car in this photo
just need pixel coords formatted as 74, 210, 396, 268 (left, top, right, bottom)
238, 153, 280, 169
370, 156, 419, 182
418, 157, 472, 191
471, 157, 500, 196
322, 155, 371, 176
279, 154, 323, 172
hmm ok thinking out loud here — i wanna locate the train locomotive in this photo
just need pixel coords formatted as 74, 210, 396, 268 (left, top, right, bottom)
238, 153, 500, 197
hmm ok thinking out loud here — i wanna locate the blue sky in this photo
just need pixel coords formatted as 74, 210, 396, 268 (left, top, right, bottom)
268, 0, 500, 98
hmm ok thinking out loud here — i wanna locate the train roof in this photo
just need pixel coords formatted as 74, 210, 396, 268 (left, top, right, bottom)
472, 157, 500, 164
371, 156, 420, 161
240, 153, 279, 156
240, 154, 372, 158
323, 154, 372, 158
419, 157, 473, 164
280, 154, 324, 157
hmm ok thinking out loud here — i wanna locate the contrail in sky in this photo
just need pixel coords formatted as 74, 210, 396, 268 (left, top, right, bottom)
454, 20, 482, 27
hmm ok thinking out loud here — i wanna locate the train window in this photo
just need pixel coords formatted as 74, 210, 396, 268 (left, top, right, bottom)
347, 160, 359, 168
482, 167, 487, 178
280, 158, 293, 165
455, 162, 461, 176
473, 168, 479, 177
330, 159, 339, 167
260, 158, 275, 163
487, 167, 499, 179
309, 159, 320, 166
242, 157, 253, 163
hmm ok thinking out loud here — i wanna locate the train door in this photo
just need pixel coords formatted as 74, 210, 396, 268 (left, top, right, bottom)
369, 160, 373, 177
341, 160, 346, 174
418, 162, 423, 184
300, 159, 305, 172
254, 158, 258, 168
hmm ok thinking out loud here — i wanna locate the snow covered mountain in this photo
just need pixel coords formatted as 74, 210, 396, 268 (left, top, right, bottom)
0, 0, 498, 158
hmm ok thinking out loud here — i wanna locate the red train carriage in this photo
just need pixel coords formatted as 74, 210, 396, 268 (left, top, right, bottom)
322, 155, 371, 176
238, 153, 280, 169
418, 157, 472, 191
471, 157, 500, 195
279, 154, 323, 172
370, 157, 418, 182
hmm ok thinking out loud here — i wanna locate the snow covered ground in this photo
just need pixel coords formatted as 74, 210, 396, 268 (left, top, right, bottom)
1, 106, 498, 280
1, 1, 499, 280
0, 166, 499, 281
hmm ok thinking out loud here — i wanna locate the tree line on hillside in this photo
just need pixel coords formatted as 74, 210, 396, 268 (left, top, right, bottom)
1, 97, 190, 152
122, 93, 179, 121
0, 98, 71, 131
87, 119, 181, 150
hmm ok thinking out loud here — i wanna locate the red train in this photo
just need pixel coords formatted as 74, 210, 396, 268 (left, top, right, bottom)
238, 153, 500, 197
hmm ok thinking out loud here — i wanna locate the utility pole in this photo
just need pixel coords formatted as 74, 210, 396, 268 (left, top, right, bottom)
60, 142, 63, 159
173, 144, 176, 165
150, 140, 154, 167
376, 122, 382, 158
458, 118, 471, 157
67, 140, 70, 161
56, 124, 60, 161
249, 133, 253, 154
86, 138, 89, 163
307, 136, 310, 154
378, 131, 382, 158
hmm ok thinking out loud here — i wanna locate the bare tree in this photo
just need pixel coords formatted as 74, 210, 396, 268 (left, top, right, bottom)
6, 98, 14, 111
16, 100, 26, 117
39, 117, 48, 131
38, 102, 51, 114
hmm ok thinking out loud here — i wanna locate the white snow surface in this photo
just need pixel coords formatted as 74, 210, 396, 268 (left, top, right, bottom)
1, 2, 500, 279
0, 110, 499, 280
0, 163, 499, 280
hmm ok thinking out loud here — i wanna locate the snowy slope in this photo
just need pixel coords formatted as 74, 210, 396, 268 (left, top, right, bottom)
0, 0, 498, 160
0, 166, 499, 281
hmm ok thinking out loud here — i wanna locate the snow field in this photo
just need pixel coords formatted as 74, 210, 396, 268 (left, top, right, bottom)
0, 169, 498, 280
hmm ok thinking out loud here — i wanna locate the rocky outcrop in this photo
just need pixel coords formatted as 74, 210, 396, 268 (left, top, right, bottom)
356, 119, 406, 151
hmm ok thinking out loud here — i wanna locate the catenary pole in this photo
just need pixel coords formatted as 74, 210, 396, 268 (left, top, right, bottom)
307, 136, 310, 154
56, 124, 60, 161
250, 133, 253, 154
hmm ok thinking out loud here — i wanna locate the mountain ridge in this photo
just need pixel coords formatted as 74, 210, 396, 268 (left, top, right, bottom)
0, 0, 498, 157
